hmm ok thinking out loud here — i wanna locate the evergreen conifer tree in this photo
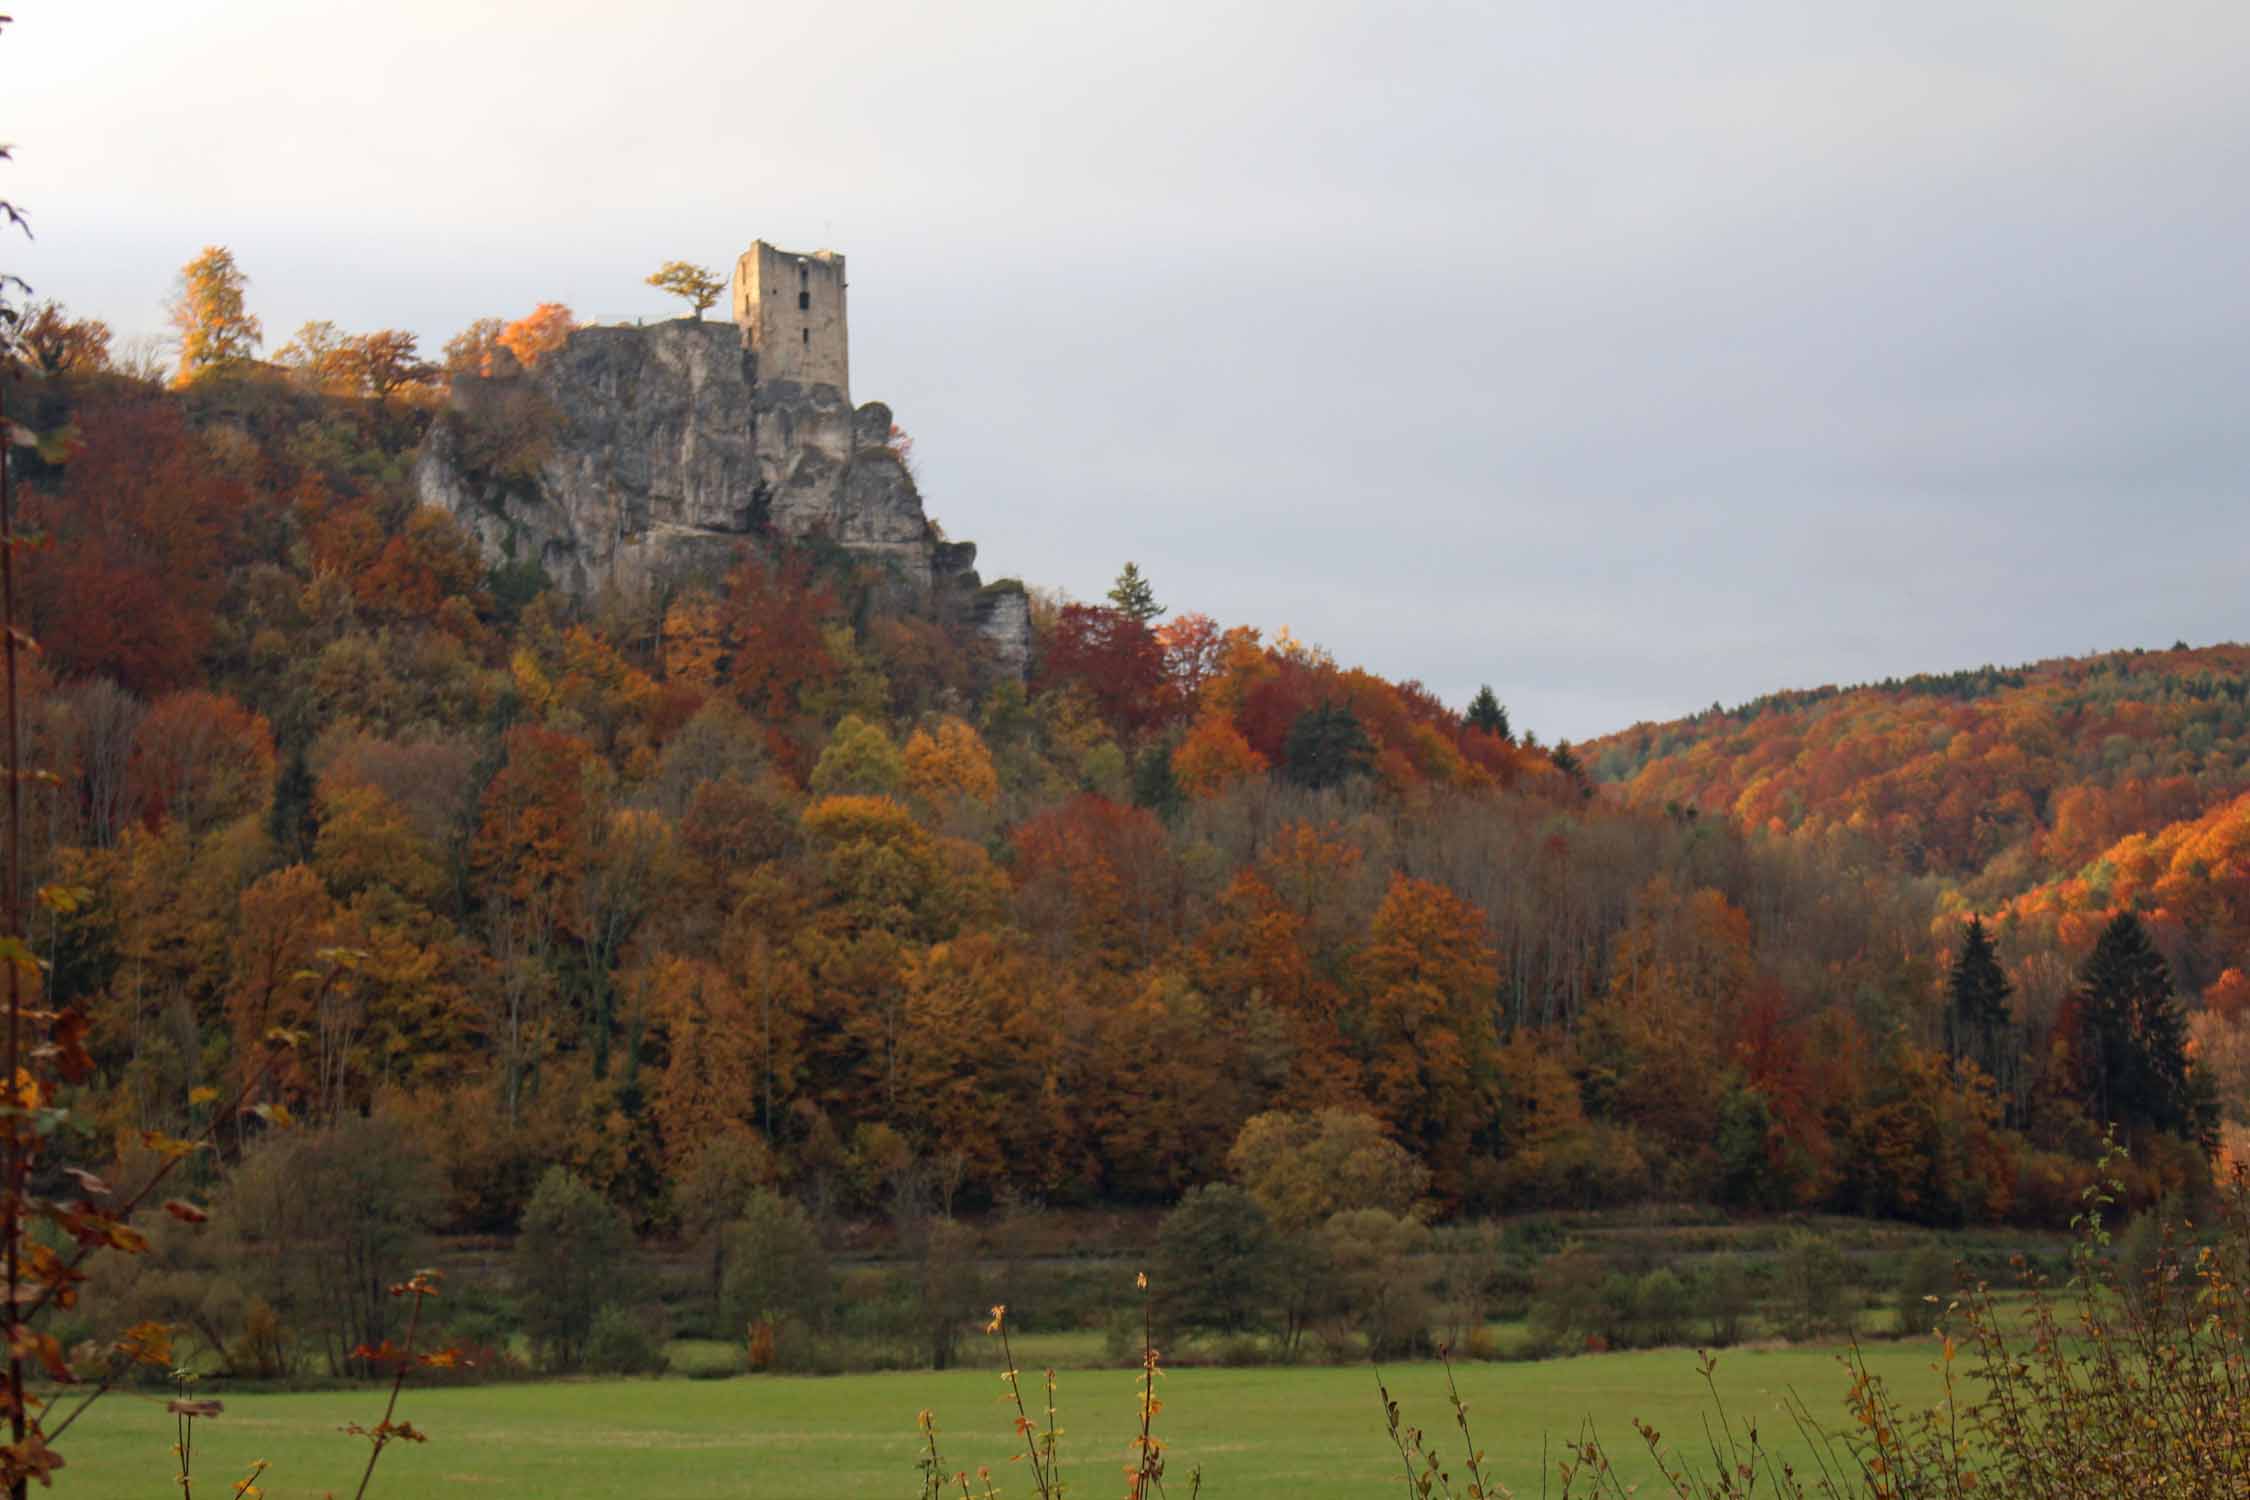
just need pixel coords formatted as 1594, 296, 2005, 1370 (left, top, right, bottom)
2075, 911, 2195, 1142
1132, 742, 1184, 818
1107, 561, 1163, 624
1466, 684, 1511, 742
1946, 916, 2012, 1080
267, 741, 318, 864
1550, 740, 1591, 799
1282, 702, 1373, 790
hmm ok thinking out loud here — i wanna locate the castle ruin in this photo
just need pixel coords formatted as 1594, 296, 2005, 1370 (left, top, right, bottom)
414, 239, 1031, 678
731, 242, 849, 396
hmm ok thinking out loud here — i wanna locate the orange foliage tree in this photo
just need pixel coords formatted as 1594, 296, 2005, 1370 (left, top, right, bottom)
497, 302, 577, 368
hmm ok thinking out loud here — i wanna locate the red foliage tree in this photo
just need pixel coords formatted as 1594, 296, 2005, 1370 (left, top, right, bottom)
128, 690, 277, 833
1039, 603, 1171, 737
722, 552, 842, 728
24, 399, 237, 692
1010, 794, 1177, 969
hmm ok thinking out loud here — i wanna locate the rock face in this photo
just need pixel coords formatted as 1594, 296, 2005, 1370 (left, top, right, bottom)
415, 319, 1028, 671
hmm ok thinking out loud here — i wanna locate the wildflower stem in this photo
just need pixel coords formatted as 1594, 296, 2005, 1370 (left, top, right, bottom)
40, 1374, 111, 1444
992, 1310, 1055, 1500
2, 379, 28, 1500
350, 1274, 429, 1500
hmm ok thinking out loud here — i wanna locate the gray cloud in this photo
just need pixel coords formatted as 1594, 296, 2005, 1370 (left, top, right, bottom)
16, 0, 2248, 739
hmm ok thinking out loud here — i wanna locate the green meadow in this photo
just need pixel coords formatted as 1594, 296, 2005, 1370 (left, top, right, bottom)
64, 1340, 1951, 1499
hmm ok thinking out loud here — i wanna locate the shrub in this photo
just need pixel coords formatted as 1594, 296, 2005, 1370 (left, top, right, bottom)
1775, 1230, 1850, 1341
1891, 1244, 1953, 1337
1694, 1252, 1754, 1346
1527, 1246, 1610, 1350
1322, 1208, 1432, 1359
1632, 1267, 1692, 1347
584, 1302, 670, 1375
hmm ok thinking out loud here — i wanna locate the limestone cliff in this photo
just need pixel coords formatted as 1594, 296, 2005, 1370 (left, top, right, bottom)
414, 319, 1029, 671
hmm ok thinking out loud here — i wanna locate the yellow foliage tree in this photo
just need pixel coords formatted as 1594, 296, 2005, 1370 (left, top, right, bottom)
169, 245, 262, 382
903, 717, 999, 808
646, 260, 726, 318
663, 595, 726, 692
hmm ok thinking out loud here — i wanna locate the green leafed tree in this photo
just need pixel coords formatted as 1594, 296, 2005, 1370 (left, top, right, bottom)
169, 244, 263, 382
809, 713, 906, 797
1107, 561, 1163, 624
515, 1167, 633, 1371
648, 260, 727, 319
1153, 1183, 1281, 1337
721, 1188, 832, 1339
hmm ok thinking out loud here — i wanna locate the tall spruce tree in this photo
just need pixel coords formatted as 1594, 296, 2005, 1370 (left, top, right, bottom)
1282, 702, 1373, 790
1106, 561, 1163, 624
1466, 684, 1512, 742
1946, 916, 2012, 1082
1550, 740, 1592, 799
2075, 911, 2195, 1142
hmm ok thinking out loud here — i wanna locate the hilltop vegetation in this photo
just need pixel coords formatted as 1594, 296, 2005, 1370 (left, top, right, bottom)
1590, 645, 2250, 913
0, 265, 2222, 1400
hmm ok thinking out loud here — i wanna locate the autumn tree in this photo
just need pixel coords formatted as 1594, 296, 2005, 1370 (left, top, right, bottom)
1040, 603, 1170, 738
498, 302, 577, 368
132, 690, 277, 834
274, 319, 353, 391
223, 863, 339, 1105
17, 300, 110, 376
647, 260, 725, 318
649, 952, 805, 1159
1225, 1109, 1430, 1232
891, 933, 1075, 1199
902, 717, 999, 808
574, 807, 679, 1077
27, 400, 237, 692
722, 551, 842, 726
471, 725, 595, 924
169, 244, 262, 381
441, 317, 508, 380
347, 329, 436, 401
1349, 875, 1501, 1191
471, 726, 597, 1119
1170, 708, 1267, 799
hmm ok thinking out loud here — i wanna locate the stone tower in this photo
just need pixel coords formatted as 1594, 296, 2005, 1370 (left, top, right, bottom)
731, 241, 848, 397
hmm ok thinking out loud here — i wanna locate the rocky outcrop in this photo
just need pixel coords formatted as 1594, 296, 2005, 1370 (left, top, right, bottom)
415, 320, 1030, 672
973, 581, 1033, 681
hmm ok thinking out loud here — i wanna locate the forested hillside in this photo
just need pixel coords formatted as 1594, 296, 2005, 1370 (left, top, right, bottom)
1588, 650, 2250, 989
10, 268, 2226, 1358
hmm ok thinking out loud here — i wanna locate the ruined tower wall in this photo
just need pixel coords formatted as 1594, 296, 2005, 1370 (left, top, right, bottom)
731, 241, 849, 397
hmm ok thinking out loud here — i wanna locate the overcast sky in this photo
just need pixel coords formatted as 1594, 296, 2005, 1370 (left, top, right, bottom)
15, 1, 2248, 741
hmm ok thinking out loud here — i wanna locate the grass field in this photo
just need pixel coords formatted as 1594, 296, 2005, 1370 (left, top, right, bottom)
61, 1338, 1953, 1499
